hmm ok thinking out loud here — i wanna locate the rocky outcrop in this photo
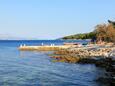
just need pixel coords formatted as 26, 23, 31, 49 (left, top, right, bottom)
53, 47, 115, 58
50, 55, 80, 63
95, 58, 115, 86
49, 47, 115, 86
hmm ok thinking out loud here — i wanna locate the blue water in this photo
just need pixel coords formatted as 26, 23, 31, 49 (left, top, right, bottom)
0, 40, 104, 86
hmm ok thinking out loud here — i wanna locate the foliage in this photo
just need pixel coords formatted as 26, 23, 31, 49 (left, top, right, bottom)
62, 32, 96, 39
94, 23, 115, 42
62, 20, 115, 43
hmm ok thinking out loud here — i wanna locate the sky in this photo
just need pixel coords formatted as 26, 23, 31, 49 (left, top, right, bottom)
0, 0, 115, 39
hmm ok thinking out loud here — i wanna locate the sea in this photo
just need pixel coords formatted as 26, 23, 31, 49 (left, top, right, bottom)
0, 40, 105, 86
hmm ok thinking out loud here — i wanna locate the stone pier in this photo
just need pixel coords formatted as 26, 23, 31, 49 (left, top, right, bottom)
19, 45, 71, 51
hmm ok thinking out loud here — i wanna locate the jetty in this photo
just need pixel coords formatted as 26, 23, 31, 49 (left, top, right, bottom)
19, 45, 71, 51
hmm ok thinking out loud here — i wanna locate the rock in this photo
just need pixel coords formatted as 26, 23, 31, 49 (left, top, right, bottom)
96, 77, 115, 86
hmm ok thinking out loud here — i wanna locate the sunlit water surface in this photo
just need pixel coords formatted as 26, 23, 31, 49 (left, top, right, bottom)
0, 40, 104, 86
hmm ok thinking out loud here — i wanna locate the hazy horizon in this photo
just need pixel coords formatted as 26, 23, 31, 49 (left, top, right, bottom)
0, 0, 115, 39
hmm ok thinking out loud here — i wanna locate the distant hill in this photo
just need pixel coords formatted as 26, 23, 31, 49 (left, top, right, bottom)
0, 34, 19, 40
0, 34, 56, 40
62, 32, 96, 40
0, 34, 36, 40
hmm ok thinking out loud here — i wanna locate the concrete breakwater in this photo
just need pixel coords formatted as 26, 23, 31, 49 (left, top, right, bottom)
19, 45, 70, 51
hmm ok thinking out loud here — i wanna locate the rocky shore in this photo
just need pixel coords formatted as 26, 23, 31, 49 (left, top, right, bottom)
49, 45, 115, 86
54, 47, 114, 57
19, 43, 115, 85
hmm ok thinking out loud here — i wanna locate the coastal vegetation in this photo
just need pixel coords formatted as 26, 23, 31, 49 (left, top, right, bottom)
62, 20, 115, 43
62, 32, 96, 40
94, 22, 115, 43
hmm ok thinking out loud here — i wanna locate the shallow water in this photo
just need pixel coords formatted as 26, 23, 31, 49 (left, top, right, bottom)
0, 40, 104, 86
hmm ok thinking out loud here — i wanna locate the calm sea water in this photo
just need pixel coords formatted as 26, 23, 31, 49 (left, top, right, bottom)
0, 40, 104, 86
